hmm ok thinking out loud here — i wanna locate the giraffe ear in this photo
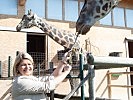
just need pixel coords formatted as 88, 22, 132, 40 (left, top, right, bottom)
28, 9, 32, 15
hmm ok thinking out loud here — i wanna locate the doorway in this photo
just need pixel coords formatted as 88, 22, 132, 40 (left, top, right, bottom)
128, 41, 133, 95
27, 34, 46, 69
27, 34, 45, 52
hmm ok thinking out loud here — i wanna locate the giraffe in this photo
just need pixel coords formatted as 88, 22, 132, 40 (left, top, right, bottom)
76, 0, 121, 35
16, 10, 80, 52
16, 10, 81, 94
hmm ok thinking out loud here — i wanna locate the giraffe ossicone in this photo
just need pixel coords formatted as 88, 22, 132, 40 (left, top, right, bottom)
76, 0, 121, 35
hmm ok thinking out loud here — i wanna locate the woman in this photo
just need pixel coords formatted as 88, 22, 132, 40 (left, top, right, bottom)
12, 52, 71, 100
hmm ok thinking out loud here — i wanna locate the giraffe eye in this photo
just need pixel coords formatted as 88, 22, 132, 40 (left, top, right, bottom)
27, 17, 32, 21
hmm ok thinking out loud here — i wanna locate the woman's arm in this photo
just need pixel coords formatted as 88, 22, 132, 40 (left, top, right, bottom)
52, 61, 72, 87
12, 76, 55, 96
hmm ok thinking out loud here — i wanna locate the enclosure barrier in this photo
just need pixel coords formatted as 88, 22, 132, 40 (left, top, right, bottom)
91, 56, 133, 69
63, 53, 133, 100
107, 71, 133, 100
8, 56, 11, 77
87, 53, 133, 100
2, 54, 133, 100
0, 56, 12, 78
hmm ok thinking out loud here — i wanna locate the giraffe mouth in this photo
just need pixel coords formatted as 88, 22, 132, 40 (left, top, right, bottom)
76, 24, 90, 35
16, 24, 33, 31
16, 25, 22, 32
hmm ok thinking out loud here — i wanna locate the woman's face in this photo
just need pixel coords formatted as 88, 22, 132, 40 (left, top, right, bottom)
17, 59, 33, 76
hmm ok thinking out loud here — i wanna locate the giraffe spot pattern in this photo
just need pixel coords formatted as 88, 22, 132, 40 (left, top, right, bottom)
96, 6, 100, 13
99, 0, 103, 4
49, 31, 54, 38
64, 36, 69, 42
101, 13, 105, 16
69, 38, 74, 43
102, 3, 108, 11
61, 40, 66, 46
52, 28, 57, 35
68, 34, 73, 37
58, 32, 63, 38
109, 2, 112, 8
94, 15, 100, 19
55, 37, 60, 42
41, 23, 45, 27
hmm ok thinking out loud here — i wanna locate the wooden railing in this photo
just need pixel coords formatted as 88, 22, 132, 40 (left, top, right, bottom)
107, 70, 133, 99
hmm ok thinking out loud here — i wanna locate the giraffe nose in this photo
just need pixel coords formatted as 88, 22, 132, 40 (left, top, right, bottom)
76, 23, 90, 35
16, 25, 21, 32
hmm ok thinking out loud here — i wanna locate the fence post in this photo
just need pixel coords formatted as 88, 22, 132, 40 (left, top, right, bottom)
79, 53, 85, 100
37, 63, 40, 78
0, 61, 2, 78
107, 70, 112, 99
8, 56, 11, 77
87, 53, 95, 100
49, 62, 54, 100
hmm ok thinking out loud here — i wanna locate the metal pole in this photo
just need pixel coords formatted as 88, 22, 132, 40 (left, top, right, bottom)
107, 71, 112, 99
38, 63, 40, 78
8, 56, 11, 77
86, 55, 133, 69
0, 61, 1, 78
93, 56, 133, 68
79, 53, 85, 100
87, 53, 95, 100
73, 56, 133, 70
88, 64, 95, 100
49, 62, 54, 100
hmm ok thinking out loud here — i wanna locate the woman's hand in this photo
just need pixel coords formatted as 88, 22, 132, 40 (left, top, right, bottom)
63, 64, 72, 72
52, 63, 72, 87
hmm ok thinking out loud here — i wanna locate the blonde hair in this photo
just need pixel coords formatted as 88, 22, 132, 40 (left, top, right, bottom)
13, 52, 34, 76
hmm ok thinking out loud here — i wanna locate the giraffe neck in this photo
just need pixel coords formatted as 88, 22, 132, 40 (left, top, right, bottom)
36, 20, 80, 49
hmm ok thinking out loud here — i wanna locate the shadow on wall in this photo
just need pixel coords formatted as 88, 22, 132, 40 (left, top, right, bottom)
1, 60, 8, 77
96, 73, 108, 97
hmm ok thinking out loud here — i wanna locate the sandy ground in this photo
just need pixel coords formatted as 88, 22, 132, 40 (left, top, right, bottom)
0, 80, 12, 99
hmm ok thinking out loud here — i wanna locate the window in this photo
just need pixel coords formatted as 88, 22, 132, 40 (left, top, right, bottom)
113, 8, 125, 27
25, 0, 83, 21
126, 9, 133, 28
0, 0, 17, 15
100, 12, 112, 25
100, 7, 133, 29
65, 0, 78, 21
48, 0, 62, 20
26, 0, 45, 18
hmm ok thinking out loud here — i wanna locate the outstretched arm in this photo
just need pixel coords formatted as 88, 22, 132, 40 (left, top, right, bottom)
52, 61, 72, 87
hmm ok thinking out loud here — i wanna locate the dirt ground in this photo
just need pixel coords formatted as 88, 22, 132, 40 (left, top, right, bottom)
0, 80, 12, 99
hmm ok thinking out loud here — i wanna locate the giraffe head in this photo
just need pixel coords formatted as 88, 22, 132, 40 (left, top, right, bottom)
16, 10, 42, 31
76, 0, 121, 35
